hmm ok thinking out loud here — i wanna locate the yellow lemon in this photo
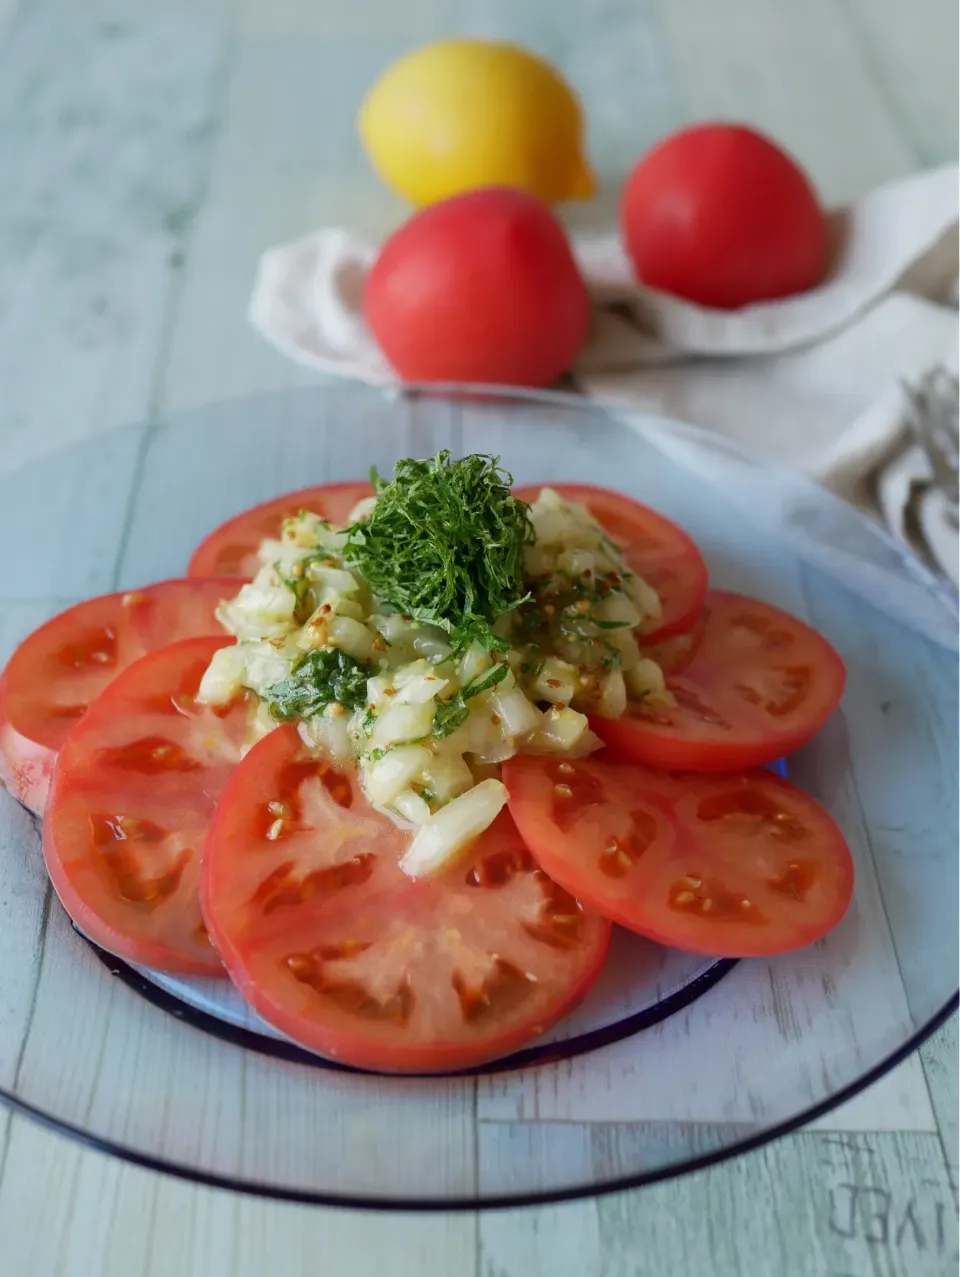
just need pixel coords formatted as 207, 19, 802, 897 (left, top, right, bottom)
358, 39, 596, 207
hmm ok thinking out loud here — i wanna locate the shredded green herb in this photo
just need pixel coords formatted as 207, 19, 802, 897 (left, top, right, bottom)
433, 662, 510, 739
262, 649, 370, 721
344, 452, 533, 653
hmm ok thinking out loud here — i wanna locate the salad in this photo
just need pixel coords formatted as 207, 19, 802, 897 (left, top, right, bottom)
0, 453, 853, 1073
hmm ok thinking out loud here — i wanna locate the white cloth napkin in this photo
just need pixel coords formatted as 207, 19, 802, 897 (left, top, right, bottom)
249, 165, 959, 584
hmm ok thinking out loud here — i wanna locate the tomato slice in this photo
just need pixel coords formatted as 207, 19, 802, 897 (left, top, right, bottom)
513, 482, 708, 640
202, 725, 611, 1073
43, 636, 252, 975
593, 590, 846, 771
504, 755, 854, 958
0, 578, 240, 815
187, 482, 375, 579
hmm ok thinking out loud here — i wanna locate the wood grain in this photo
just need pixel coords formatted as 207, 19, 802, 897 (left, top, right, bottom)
0, 1118, 478, 1277
0, 0, 233, 479
919, 1015, 959, 1191
649, 0, 921, 202
480, 1133, 959, 1277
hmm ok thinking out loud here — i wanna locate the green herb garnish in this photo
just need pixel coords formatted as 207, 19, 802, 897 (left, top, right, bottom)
262, 649, 370, 721
433, 662, 510, 739
344, 452, 533, 653
276, 557, 318, 625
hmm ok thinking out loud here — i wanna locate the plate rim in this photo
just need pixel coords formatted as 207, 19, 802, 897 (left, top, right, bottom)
1, 993, 955, 1211
1, 381, 956, 1208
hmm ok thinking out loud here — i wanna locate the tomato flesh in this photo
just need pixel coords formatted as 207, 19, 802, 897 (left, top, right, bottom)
513, 483, 708, 640
504, 755, 854, 957
187, 482, 374, 579
202, 725, 611, 1073
593, 590, 846, 771
0, 578, 240, 815
43, 636, 251, 975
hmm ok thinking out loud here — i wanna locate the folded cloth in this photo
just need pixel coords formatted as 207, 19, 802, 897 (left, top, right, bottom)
248, 165, 959, 584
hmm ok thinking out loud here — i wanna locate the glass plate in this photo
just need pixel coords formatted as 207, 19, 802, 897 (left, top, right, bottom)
0, 383, 955, 1210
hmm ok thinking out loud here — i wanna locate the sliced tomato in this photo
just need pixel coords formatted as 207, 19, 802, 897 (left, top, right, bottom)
593, 590, 846, 771
513, 483, 708, 640
202, 725, 611, 1073
504, 755, 854, 957
187, 482, 375, 579
0, 578, 240, 815
43, 636, 252, 975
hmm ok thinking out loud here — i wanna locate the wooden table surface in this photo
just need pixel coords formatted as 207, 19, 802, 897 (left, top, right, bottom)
0, 1, 955, 1274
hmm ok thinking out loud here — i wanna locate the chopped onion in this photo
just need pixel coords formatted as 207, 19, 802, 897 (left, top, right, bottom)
533, 656, 579, 705
324, 615, 374, 662
391, 788, 432, 825
626, 657, 670, 703
489, 686, 541, 739
219, 582, 296, 640
371, 700, 435, 748
392, 659, 449, 704
594, 592, 641, 629
197, 645, 245, 705
421, 752, 474, 802
363, 745, 431, 805
399, 780, 508, 877
530, 706, 592, 754
597, 667, 627, 718
301, 711, 352, 762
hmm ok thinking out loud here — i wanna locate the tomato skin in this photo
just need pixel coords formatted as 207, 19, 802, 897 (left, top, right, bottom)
512, 482, 708, 641
592, 591, 846, 772
0, 578, 241, 815
202, 725, 611, 1074
43, 636, 251, 976
0, 666, 57, 817
621, 123, 827, 310
364, 187, 591, 388
187, 482, 374, 579
504, 755, 854, 958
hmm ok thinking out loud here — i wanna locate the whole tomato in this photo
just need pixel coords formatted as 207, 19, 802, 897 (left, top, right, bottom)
364, 187, 591, 386
621, 123, 828, 309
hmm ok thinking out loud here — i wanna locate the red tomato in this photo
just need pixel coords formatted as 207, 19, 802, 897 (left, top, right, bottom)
504, 755, 854, 957
364, 187, 591, 388
592, 590, 846, 771
513, 482, 708, 640
42, 636, 252, 975
0, 578, 240, 815
202, 724, 610, 1073
187, 482, 374, 579
621, 123, 827, 309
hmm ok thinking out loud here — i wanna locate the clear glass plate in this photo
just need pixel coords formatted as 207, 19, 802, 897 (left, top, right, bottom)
0, 383, 955, 1209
